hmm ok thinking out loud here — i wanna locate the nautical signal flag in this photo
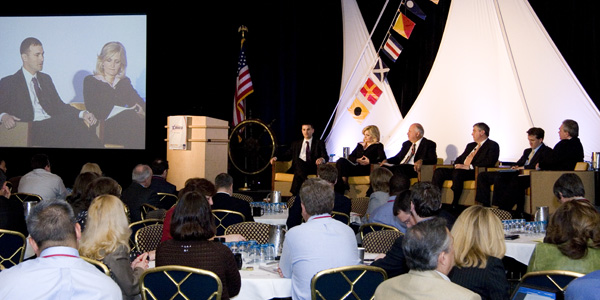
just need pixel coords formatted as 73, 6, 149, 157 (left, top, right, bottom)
360, 77, 383, 105
393, 12, 416, 39
373, 57, 390, 81
382, 35, 403, 62
405, 0, 426, 20
348, 98, 370, 124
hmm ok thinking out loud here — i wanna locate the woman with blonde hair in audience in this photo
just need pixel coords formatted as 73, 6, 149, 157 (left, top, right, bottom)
80, 162, 103, 175
79, 195, 150, 300
528, 199, 600, 274
449, 205, 510, 300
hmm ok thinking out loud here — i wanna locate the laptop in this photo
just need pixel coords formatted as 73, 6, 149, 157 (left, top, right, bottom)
510, 284, 562, 300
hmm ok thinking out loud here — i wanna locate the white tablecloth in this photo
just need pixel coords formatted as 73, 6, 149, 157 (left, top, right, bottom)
254, 211, 288, 226
233, 264, 291, 300
504, 233, 544, 265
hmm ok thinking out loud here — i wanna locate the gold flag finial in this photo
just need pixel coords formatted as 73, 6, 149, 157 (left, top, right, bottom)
238, 25, 248, 38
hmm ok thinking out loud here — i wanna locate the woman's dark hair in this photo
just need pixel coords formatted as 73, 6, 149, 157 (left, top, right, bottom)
72, 176, 121, 216
66, 172, 100, 204
544, 200, 600, 259
170, 191, 216, 241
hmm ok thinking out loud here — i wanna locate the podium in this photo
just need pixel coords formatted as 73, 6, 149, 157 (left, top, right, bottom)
165, 116, 229, 190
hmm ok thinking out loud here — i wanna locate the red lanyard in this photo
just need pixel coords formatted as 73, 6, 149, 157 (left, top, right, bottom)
41, 254, 78, 258
313, 215, 332, 220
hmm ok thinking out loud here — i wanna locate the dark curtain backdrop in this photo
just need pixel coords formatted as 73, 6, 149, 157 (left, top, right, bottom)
1, 0, 597, 191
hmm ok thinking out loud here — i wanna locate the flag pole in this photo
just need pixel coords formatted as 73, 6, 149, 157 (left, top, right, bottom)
237, 25, 251, 191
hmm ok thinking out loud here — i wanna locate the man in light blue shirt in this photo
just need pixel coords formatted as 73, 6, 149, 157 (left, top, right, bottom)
0, 199, 121, 299
368, 174, 412, 232
279, 178, 360, 300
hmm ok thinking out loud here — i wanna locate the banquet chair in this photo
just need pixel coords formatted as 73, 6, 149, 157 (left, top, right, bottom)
232, 193, 254, 203
81, 256, 111, 276
212, 209, 245, 236
129, 219, 163, 253
351, 197, 369, 217
311, 265, 387, 300
157, 192, 178, 209
140, 203, 160, 220
287, 195, 297, 208
331, 211, 350, 225
0, 229, 27, 270
140, 265, 222, 300
358, 223, 399, 240
362, 230, 403, 254
9, 192, 42, 203
512, 270, 584, 298
135, 223, 164, 253
224, 222, 270, 244
489, 207, 512, 220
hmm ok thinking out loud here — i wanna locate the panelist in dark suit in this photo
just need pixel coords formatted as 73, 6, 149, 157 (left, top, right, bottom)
432, 122, 500, 208
381, 123, 437, 179
476, 127, 552, 214
121, 164, 160, 223
0, 37, 101, 148
212, 173, 253, 222
270, 123, 328, 195
539, 119, 584, 171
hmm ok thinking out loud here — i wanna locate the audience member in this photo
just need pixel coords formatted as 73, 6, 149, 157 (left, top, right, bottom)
368, 174, 412, 231
539, 119, 584, 171
335, 125, 386, 193
18, 153, 68, 201
553, 173, 588, 204
269, 122, 328, 195
476, 127, 552, 215
155, 191, 241, 299
565, 270, 600, 300
79, 195, 149, 300
212, 173, 253, 222
0, 200, 121, 299
279, 178, 359, 300
0, 169, 28, 236
449, 206, 510, 300
528, 200, 600, 274
66, 172, 100, 206
432, 122, 500, 209
363, 166, 393, 223
80, 162, 103, 175
286, 163, 352, 229
72, 176, 122, 230
148, 158, 177, 195
371, 182, 455, 278
381, 123, 437, 179
373, 218, 481, 300
121, 164, 159, 223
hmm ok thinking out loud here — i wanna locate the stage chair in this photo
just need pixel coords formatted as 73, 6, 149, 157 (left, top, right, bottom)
331, 211, 350, 225
0, 122, 31, 147
311, 265, 387, 300
135, 223, 164, 253
350, 196, 369, 217
358, 222, 399, 241
411, 157, 444, 185
129, 219, 163, 254
232, 193, 254, 203
435, 162, 498, 207
362, 230, 403, 254
157, 192, 178, 209
140, 265, 222, 300
212, 209, 245, 236
224, 221, 270, 244
0, 229, 27, 270
529, 167, 595, 215
271, 160, 294, 197
81, 256, 111, 276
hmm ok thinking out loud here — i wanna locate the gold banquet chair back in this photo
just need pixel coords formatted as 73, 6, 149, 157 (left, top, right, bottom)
212, 209, 245, 236
81, 256, 111, 276
358, 222, 399, 240
157, 192, 178, 209
311, 265, 387, 300
224, 222, 270, 244
129, 219, 163, 254
512, 270, 584, 298
9, 192, 42, 203
489, 207, 512, 220
362, 230, 403, 254
134, 223, 164, 253
140, 265, 223, 300
351, 197, 369, 217
331, 211, 351, 225
0, 229, 27, 270
232, 193, 254, 203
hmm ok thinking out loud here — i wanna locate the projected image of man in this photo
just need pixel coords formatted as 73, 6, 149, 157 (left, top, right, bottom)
0, 37, 102, 148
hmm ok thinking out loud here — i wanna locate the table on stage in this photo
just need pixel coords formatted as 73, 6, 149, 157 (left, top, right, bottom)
504, 233, 544, 265
254, 210, 288, 226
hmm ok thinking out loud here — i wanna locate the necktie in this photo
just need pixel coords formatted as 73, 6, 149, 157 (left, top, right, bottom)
305, 141, 311, 162
525, 149, 535, 166
31, 77, 48, 110
402, 143, 416, 164
463, 144, 480, 166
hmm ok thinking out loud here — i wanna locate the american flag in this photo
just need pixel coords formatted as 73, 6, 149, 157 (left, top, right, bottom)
233, 37, 254, 127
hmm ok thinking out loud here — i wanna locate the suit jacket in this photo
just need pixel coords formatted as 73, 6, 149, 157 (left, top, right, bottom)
374, 270, 481, 300
211, 192, 254, 222
121, 182, 160, 223
455, 139, 500, 168
387, 137, 437, 165
539, 137, 584, 171
149, 176, 177, 195
515, 143, 552, 169
101, 245, 144, 300
279, 137, 328, 194
449, 256, 510, 300
0, 69, 79, 121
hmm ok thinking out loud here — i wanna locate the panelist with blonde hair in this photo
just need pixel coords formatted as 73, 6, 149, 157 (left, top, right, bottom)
79, 195, 149, 300
449, 206, 510, 300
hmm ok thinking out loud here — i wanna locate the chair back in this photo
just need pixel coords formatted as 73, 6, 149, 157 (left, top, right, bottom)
358, 222, 399, 240
232, 193, 254, 203
511, 270, 584, 298
311, 265, 387, 300
490, 207, 513, 220
140, 265, 222, 300
157, 193, 178, 209
331, 211, 350, 225
81, 256, 111, 276
9, 192, 42, 203
141, 203, 159, 220
134, 223, 164, 253
287, 195, 297, 208
574, 162, 589, 171
224, 221, 270, 244
212, 209, 245, 236
351, 197, 369, 216
129, 219, 163, 253
362, 230, 403, 254
0, 229, 26, 270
